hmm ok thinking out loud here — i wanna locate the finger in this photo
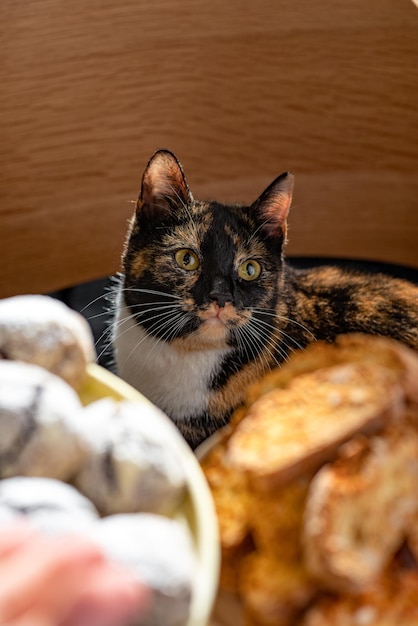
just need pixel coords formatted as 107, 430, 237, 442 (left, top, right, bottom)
0, 521, 37, 558
59, 562, 151, 626
7, 612, 55, 626
0, 535, 104, 622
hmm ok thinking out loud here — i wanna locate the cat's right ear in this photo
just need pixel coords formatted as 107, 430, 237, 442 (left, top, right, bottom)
136, 149, 193, 221
253, 172, 294, 241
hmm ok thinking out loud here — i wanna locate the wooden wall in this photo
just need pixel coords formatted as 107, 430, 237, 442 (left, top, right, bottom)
1, 0, 417, 297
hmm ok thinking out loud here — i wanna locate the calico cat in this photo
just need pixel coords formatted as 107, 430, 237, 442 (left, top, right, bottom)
113, 149, 418, 449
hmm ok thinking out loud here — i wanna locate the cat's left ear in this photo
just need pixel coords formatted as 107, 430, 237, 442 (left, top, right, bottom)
137, 149, 193, 220
253, 172, 294, 240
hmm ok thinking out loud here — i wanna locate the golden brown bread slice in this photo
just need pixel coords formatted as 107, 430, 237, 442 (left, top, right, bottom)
394, 408, 418, 568
227, 362, 404, 490
200, 435, 252, 592
239, 551, 316, 626
299, 570, 418, 626
202, 335, 418, 617
303, 427, 418, 592
248, 473, 311, 560
406, 528, 418, 568
246, 333, 418, 407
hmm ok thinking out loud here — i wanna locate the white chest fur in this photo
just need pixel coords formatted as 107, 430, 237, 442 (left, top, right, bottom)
113, 302, 230, 420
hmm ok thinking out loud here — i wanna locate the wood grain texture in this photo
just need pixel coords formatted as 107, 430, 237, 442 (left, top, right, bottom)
1, 0, 417, 297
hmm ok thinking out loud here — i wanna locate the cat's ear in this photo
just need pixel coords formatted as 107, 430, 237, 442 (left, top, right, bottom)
137, 149, 193, 220
253, 172, 294, 240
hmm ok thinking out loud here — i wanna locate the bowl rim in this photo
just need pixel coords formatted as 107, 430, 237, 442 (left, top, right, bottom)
82, 363, 221, 626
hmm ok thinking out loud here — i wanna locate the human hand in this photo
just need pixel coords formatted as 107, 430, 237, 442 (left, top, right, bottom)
0, 523, 150, 626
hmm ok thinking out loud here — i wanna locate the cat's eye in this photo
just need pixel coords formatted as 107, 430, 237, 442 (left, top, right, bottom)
238, 259, 262, 281
175, 248, 200, 271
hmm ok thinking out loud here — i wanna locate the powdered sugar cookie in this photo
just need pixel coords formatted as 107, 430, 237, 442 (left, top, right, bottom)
0, 361, 85, 480
0, 295, 95, 389
93, 513, 196, 626
74, 398, 186, 515
0, 476, 99, 535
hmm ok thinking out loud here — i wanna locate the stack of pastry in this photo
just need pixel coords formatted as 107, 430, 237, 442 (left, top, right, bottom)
201, 334, 418, 626
0, 295, 196, 626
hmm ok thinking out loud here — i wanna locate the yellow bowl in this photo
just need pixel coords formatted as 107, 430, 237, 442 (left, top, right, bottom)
79, 363, 220, 626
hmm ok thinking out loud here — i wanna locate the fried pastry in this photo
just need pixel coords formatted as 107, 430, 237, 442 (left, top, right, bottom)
246, 333, 418, 407
200, 434, 252, 592
248, 474, 310, 560
228, 362, 403, 490
303, 428, 418, 592
300, 570, 418, 626
239, 551, 316, 626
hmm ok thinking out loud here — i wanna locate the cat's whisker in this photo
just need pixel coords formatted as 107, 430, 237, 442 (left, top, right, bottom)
104, 305, 183, 363
95, 321, 115, 351
138, 310, 185, 332
232, 325, 246, 357
278, 317, 316, 341
83, 310, 114, 323
250, 307, 316, 342
130, 303, 184, 320
247, 317, 290, 366
146, 308, 188, 340
233, 325, 259, 370
121, 310, 187, 368
99, 302, 183, 338
244, 325, 277, 374
110, 304, 182, 340
95, 309, 143, 361
79, 289, 115, 314
250, 319, 283, 342
95, 309, 133, 363
134, 312, 191, 368
246, 217, 274, 246
237, 322, 275, 374
99, 288, 183, 353
92, 307, 135, 358
80, 286, 181, 333
150, 314, 191, 362
167, 183, 200, 242
250, 314, 303, 354
121, 288, 182, 300
136, 308, 184, 334
120, 300, 182, 309
96, 335, 115, 362
251, 317, 292, 365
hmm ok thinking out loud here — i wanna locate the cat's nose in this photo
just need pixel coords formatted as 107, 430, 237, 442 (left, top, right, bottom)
209, 291, 233, 308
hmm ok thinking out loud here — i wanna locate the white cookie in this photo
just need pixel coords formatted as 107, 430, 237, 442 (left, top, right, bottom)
74, 398, 186, 515
93, 513, 196, 626
0, 361, 85, 480
0, 295, 95, 389
0, 476, 99, 535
